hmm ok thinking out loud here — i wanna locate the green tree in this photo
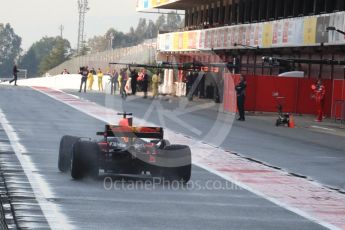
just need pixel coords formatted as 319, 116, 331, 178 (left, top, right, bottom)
20, 37, 57, 77
39, 38, 71, 74
146, 20, 157, 39
88, 28, 136, 52
80, 12, 184, 55
128, 26, 139, 45
78, 40, 90, 56
166, 12, 182, 31
135, 18, 147, 40
0, 23, 22, 77
88, 35, 108, 53
155, 15, 166, 32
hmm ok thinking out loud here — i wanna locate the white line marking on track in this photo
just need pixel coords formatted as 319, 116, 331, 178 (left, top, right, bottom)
0, 109, 75, 230
311, 125, 336, 132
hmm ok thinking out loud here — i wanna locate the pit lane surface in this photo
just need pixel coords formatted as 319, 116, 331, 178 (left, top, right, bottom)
0, 85, 337, 229
65, 89, 345, 191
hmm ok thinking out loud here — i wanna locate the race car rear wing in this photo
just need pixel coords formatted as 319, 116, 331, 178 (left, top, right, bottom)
97, 125, 164, 139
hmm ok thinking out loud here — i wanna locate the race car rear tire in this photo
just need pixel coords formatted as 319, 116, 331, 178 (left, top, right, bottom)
71, 140, 99, 180
159, 145, 192, 183
58, 135, 79, 172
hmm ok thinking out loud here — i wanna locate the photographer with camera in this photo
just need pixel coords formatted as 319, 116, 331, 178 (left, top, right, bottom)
78, 66, 89, 93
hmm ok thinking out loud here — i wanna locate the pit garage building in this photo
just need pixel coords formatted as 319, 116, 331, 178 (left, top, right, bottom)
137, 0, 345, 119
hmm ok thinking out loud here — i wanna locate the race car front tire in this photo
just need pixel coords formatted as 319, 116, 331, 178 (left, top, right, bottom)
71, 140, 99, 180
58, 135, 79, 172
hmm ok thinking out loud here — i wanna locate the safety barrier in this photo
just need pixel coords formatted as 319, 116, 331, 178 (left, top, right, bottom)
223, 74, 345, 117
46, 40, 156, 76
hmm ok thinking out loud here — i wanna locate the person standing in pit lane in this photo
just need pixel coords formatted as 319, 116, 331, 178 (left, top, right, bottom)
139, 69, 149, 99
311, 79, 326, 122
151, 71, 160, 99
79, 66, 89, 93
119, 69, 127, 99
125, 75, 132, 96
109, 69, 117, 95
87, 70, 94, 90
97, 68, 104, 92
9, 64, 19, 86
235, 75, 247, 121
129, 67, 138, 95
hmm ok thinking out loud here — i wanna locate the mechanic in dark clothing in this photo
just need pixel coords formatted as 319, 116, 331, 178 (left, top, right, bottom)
79, 66, 89, 93
141, 69, 149, 99
130, 69, 138, 95
185, 71, 195, 101
9, 65, 19, 86
235, 75, 247, 121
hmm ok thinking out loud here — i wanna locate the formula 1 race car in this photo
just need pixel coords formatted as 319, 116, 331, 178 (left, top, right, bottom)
58, 113, 191, 182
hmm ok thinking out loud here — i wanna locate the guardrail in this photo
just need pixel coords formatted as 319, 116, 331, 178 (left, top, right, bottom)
0, 69, 27, 82
0, 78, 12, 83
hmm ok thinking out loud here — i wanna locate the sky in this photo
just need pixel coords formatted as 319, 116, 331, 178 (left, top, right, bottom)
0, 0, 159, 51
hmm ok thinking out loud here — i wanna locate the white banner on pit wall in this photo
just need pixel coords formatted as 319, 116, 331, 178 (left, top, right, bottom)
194, 30, 201, 50
249, 24, 255, 47
226, 27, 232, 49
158, 34, 164, 51
328, 12, 345, 44
221, 28, 228, 49
253, 23, 263, 47
202, 30, 211, 50
233, 26, 239, 47
198, 30, 205, 50
245, 25, 252, 47
165, 34, 171, 51
217, 28, 223, 49
272, 20, 283, 47
239, 25, 247, 46
281, 19, 294, 46
207, 29, 213, 49
293, 18, 304, 46
212, 28, 219, 49
157, 11, 345, 52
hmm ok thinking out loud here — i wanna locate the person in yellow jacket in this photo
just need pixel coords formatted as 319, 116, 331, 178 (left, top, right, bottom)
87, 71, 94, 90
97, 68, 104, 92
118, 69, 127, 99
151, 71, 160, 99
118, 71, 123, 95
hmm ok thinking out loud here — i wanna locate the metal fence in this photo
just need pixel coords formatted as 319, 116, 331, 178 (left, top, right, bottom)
0, 69, 27, 82
47, 39, 157, 76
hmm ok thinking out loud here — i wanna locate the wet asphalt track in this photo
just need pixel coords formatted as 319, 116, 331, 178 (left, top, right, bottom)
0, 85, 342, 229
65, 89, 345, 191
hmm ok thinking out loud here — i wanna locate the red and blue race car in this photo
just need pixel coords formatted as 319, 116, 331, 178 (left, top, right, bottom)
58, 113, 191, 182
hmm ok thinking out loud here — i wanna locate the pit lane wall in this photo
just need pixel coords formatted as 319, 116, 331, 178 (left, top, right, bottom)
0, 74, 114, 93
157, 11, 345, 52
